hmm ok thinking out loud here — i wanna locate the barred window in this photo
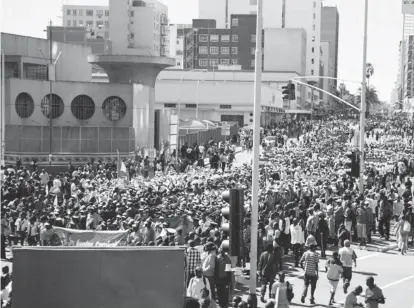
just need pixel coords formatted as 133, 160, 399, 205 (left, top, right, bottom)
102, 96, 127, 121
41, 94, 64, 119
71, 95, 95, 120
15, 93, 34, 118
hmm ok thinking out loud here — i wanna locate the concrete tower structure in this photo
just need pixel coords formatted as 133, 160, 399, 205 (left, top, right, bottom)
89, 0, 175, 148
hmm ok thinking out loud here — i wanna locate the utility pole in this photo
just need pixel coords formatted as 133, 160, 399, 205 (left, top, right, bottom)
49, 19, 53, 166
359, 0, 369, 192
250, 0, 263, 304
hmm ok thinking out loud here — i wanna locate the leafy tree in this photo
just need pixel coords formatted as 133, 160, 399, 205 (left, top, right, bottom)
356, 85, 380, 116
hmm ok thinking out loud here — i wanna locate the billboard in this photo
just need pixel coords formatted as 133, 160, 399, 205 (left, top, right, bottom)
402, 0, 414, 14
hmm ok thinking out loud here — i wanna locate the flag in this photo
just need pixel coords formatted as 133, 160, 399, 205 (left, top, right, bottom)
54, 194, 58, 207
117, 149, 129, 181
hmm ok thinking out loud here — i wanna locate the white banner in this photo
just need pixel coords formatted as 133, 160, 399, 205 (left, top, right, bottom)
402, 0, 414, 14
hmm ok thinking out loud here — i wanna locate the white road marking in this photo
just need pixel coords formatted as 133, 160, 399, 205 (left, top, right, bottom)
380, 275, 414, 290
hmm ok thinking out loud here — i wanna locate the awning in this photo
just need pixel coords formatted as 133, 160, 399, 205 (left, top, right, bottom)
285, 110, 312, 114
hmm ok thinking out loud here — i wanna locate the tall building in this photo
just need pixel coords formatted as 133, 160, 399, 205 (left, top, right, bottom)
321, 6, 339, 89
62, 5, 110, 34
183, 15, 257, 71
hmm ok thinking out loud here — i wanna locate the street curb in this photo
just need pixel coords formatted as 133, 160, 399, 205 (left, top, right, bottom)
355, 243, 398, 253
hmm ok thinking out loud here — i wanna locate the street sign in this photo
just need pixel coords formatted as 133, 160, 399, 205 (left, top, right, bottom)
402, 0, 414, 14
221, 125, 231, 136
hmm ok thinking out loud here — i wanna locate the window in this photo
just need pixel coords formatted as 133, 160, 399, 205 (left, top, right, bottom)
105, 21, 109, 27
71, 95, 95, 120
210, 34, 219, 42
313, 25, 316, 30
66, 9, 71, 15
164, 103, 177, 108
251, 59, 255, 67
79, 10, 83, 16
199, 34, 208, 42
86, 20, 93, 27
73, 20, 77, 27
251, 47, 255, 55
78, 20, 83, 26
67, 20, 71, 26
231, 59, 238, 65
312, 47, 315, 53
232, 18, 239, 27
102, 96, 127, 121
220, 104, 232, 109
97, 21, 104, 27
312, 36, 315, 42
313, 1, 316, 7
199, 46, 208, 54
185, 104, 197, 108
311, 70, 314, 75
199, 59, 208, 67
97, 10, 103, 18
221, 47, 230, 54
105, 10, 109, 16
130, 11, 134, 17
221, 34, 230, 42
313, 13, 316, 19
232, 34, 238, 42
86, 10, 93, 16
210, 46, 219, 54
210, 59, 219, 67
15, 93, 34, 118
220, 59, 230, 65
41, 94, 65, 119
73, 10, 77, 16
231, 47, 238, 54
130, 33, 135, 39
251, 34, 256, 43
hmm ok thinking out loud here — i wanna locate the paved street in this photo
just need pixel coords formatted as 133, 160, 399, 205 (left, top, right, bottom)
235, 247, 414, 308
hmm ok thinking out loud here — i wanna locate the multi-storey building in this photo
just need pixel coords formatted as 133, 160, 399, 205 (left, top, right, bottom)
183, 15, 258, 71
63, 5, 110, 36
321, 6, 339, 89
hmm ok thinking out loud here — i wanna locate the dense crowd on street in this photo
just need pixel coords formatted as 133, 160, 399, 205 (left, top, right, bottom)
1, 113, 413, 308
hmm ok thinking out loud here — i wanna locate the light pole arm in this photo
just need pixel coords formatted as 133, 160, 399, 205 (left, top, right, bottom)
292, 79, 361, 112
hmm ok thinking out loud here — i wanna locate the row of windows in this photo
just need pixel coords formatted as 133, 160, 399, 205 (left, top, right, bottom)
66, 9, 109, 17
164, 103, 232, 109
198, 59, 255, 67
198, 34, 256, 43
15, 93, 127, 121
67, 20, 109, 28
199, 46, 238, 55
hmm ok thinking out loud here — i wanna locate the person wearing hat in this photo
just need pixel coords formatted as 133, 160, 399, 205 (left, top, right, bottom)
339, 240, 357, 294
299, 244, 319, 305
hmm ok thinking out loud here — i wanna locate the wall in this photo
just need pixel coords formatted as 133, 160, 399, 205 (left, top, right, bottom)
1, 33, 92, 82
62, 5, 109, 29
198, 0, 227, 28
321, 6, 339, 87
320, 41, 334, 108
131, 7, 156, 54
264, 28, 307, 75
285, 0, 321, 78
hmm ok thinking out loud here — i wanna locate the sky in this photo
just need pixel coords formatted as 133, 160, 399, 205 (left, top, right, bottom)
0, 0, 404, 102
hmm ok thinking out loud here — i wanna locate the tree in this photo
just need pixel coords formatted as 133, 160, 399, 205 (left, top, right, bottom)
366, 63, 374, 88
356, 85, 380, 116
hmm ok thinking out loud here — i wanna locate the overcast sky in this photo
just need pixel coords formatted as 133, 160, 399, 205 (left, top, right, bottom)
1, 0, 404, 101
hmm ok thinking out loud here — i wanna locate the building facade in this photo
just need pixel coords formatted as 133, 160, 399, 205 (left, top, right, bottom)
321, 6, 339, 90
183, 15, 258, 71
63, 5, 110, 34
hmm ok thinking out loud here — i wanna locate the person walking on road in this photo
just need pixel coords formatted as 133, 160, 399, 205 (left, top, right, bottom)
299, 244, 319, 305
258, 244, 277, 303
325, 251, 343, 306
270, 272, 293, 308
365, 276, 385, 308
339, 240, 357, 294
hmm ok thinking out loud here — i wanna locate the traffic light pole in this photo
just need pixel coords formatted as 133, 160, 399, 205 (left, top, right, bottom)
250, 0, 263, 303
359, 0, 368, 192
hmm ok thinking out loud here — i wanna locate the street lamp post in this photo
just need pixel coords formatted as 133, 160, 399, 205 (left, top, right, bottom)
250, 0, 263, 303
359, 0, 369, 192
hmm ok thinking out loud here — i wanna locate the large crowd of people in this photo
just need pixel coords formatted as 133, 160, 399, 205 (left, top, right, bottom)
1, 114, 413, 308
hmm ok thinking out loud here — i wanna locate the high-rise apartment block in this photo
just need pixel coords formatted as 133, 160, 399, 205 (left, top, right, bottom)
321, 6, 339, 89
63, 5, 110, 36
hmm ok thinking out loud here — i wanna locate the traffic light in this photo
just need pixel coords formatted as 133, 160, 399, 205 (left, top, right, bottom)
282, 85, 290, 100
344, 151, 360, 178
289, 83, 296, 100
221, 189, 244, 258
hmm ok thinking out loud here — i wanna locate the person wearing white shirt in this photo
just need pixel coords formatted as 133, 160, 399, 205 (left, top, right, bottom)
187, 267, 211, 300
290, 218, 305, 267
39, 170, 49, 187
